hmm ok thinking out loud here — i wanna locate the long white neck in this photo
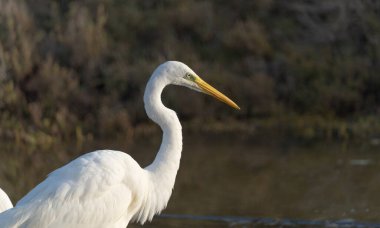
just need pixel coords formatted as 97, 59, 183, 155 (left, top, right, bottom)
144, 74, 182, 177
140, 72, 182, 219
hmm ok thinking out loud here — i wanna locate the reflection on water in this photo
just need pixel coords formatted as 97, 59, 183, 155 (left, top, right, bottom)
1, 132, 380, 227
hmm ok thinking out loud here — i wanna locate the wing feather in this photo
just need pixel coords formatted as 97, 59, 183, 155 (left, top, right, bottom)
0, 150, 145, 228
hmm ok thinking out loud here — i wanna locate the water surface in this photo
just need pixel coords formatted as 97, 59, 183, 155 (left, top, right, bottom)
1, 133, 380, 227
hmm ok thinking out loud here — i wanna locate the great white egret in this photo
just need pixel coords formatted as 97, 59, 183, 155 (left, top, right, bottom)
0, 61, 239, 227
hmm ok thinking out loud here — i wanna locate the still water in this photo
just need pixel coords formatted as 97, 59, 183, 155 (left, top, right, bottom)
1, 132, 380, 227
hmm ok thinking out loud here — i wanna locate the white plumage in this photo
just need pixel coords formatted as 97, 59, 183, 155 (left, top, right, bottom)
0, 61, 239, 227
0, 188, 12, 213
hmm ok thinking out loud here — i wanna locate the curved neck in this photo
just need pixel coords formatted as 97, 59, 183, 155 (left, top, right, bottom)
143, 74, 182, 188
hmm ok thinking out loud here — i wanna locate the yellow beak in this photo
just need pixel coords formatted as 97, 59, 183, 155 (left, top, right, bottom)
194, 76, 240, 110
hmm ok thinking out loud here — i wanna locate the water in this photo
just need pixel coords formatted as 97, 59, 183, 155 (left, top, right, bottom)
151, 214, 380, 227
1, 132, 380, 227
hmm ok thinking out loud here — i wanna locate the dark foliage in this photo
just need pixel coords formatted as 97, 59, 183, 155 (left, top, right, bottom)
0, 0, 379, 145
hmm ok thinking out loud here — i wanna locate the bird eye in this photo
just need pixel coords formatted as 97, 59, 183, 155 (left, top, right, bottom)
185, 73, 194, 81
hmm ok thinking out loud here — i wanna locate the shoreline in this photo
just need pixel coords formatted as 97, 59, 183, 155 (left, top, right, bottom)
0, 115, 379, 149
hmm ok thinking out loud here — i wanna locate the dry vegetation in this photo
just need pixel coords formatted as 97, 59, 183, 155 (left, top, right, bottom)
0, 0, 379, 146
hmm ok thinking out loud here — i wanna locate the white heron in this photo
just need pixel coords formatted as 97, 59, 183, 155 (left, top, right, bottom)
0, 61, 239, 227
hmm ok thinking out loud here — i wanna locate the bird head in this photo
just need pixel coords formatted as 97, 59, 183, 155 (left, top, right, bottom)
160, 61, 240, 110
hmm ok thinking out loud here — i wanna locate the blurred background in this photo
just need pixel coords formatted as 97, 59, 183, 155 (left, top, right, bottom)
0, 0, 380, 226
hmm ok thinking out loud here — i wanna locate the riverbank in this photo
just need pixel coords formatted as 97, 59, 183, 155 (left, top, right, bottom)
2, 114, 378, 150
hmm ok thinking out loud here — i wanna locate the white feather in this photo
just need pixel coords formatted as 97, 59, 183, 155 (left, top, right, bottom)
0, 187, 12, 213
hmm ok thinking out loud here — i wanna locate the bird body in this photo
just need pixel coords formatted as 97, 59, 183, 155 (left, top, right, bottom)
0, 151, 165, 227
0, 61, 239, 227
